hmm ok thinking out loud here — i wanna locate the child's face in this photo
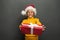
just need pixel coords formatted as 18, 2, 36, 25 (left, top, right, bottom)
27, 10, 34, 18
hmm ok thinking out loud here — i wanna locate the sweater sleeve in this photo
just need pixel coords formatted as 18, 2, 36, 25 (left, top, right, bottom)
21, 19, 28, 25
21, 19, 26, 24
35, 18, 42, 26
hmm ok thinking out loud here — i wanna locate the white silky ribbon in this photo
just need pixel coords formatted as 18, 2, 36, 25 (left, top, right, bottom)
27, 23, 43, 34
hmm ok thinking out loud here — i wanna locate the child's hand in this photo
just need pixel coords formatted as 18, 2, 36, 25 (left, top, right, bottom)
19, 25, 21, 28
42, 25, 46, 31
42, 28, 45, 31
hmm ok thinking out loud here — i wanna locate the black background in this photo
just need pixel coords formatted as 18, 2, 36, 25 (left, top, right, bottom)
0, 0, 60, 40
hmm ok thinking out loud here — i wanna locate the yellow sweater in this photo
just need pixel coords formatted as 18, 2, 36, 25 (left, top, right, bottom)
21, 17, 42, 36
21, 17, 42, 25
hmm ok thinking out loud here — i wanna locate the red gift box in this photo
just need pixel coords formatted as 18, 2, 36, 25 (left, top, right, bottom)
20, 24, 43, 35
20, 25, 31, 34
33, 27, 43, 35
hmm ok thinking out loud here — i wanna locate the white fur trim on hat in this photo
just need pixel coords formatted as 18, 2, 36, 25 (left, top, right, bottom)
21, 10, 26, 15
21, 6, 37, 15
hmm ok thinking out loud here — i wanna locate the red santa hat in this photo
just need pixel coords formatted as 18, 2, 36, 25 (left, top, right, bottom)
21, 4, 37, 15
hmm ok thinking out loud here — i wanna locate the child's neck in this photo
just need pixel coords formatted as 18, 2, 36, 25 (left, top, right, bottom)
28, 16, 34, 18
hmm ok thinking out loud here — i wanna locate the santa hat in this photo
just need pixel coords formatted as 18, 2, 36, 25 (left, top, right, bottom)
21, 4, 37, 15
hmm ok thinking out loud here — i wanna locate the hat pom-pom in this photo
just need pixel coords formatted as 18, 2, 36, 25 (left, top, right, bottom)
21, 10, 26, 15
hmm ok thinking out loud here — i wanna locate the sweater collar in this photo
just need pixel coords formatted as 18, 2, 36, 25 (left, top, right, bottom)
27, 17, 34, 19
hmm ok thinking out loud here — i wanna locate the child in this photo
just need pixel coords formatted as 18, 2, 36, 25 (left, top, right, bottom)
19, 4, 46, 40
